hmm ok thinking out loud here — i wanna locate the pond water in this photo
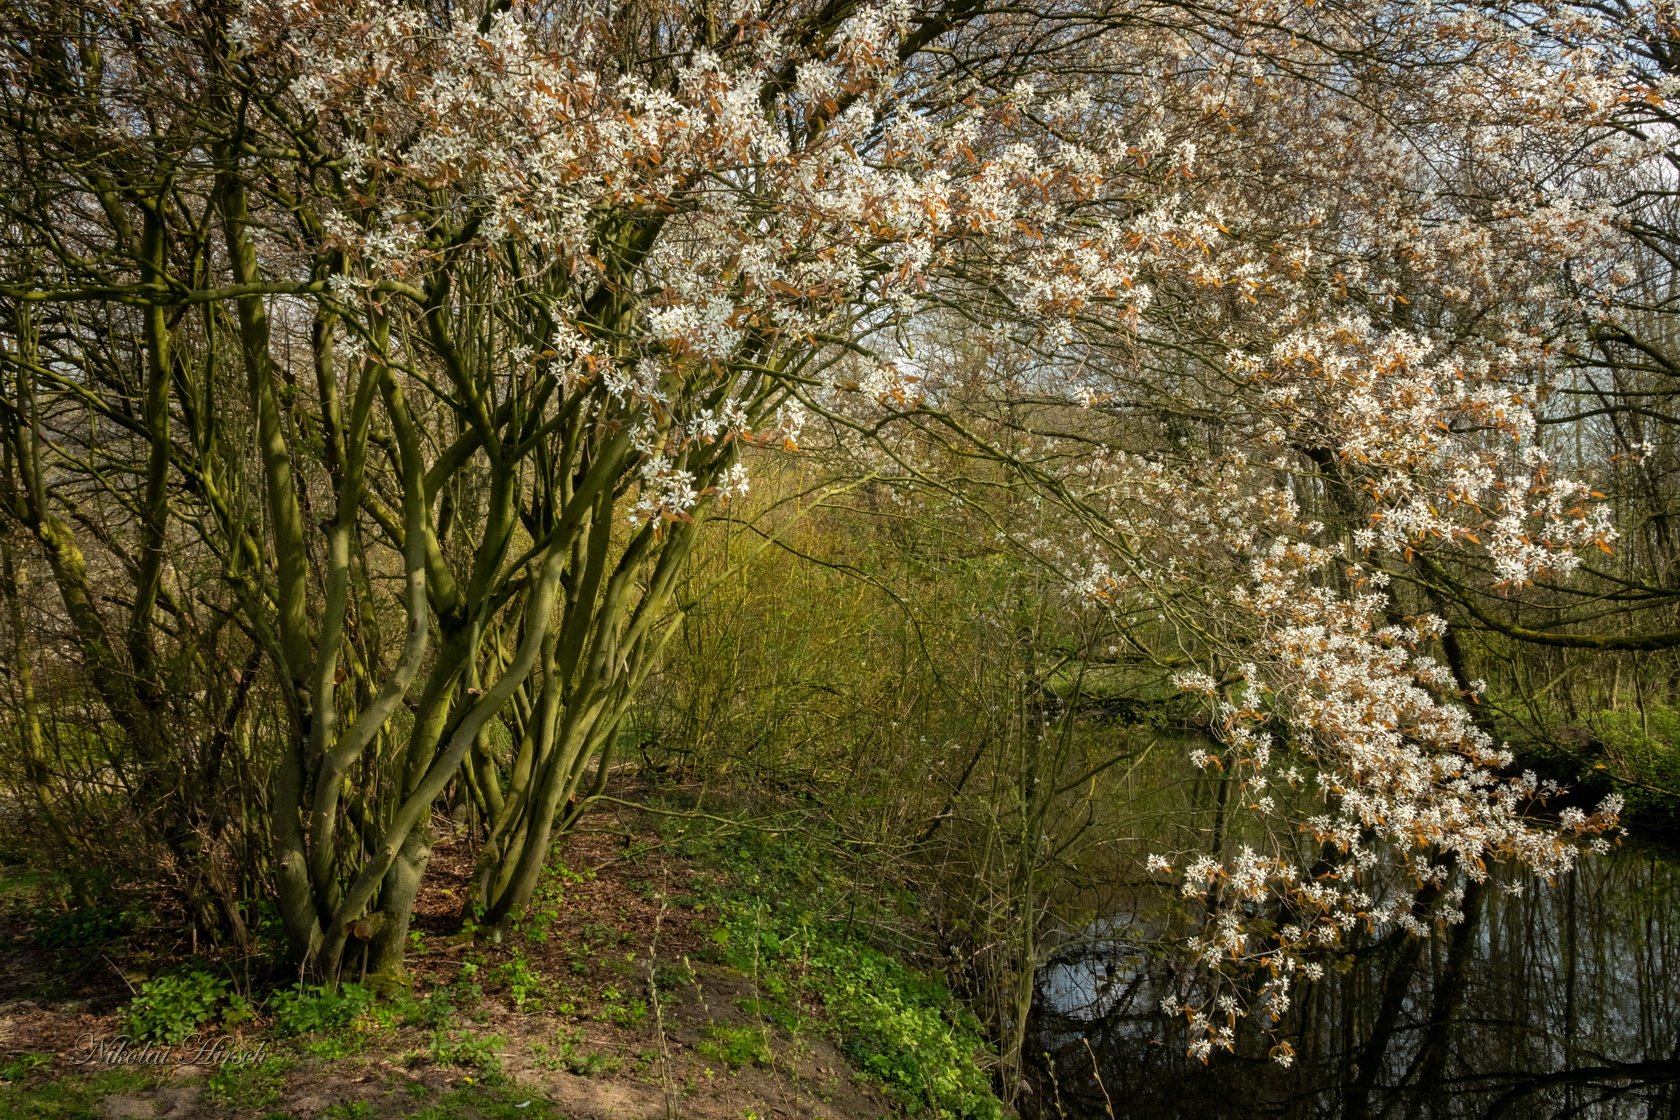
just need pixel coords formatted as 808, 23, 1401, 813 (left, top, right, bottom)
1028, 846, 1680, 1118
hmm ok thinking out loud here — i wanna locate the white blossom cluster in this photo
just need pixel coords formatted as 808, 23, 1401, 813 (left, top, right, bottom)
228, 0, 1270, 523
210, 0, 1658, 1066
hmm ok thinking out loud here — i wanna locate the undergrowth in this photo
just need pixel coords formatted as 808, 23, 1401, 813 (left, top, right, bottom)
674, 813, 1004, 1120
17, 800, 1004, 1120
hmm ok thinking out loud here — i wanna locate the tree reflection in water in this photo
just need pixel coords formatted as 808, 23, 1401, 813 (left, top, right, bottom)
1029, 849, 1680, 1119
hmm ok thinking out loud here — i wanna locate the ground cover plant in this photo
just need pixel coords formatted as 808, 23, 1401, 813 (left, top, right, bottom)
3, 0, 1680, 1114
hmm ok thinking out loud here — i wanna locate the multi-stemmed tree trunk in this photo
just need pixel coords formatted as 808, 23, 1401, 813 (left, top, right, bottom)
0, 0, 1663, 1025
4, 0, 912, 979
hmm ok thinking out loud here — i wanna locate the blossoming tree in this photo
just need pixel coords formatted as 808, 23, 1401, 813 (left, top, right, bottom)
0, 0, 1647, 1007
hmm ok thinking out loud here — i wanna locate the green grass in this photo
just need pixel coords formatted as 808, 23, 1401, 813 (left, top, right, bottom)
322, 1102, 376, 1120
0, 1059, 559, 1120
0, 1052, 52, 1081
696, 1023, 772, 1070
402, 1082, 560, 1119
532, 1027, 622, 1076
428, 1029, 504, 1072
205, 1053, 295, 1111
0, 1066, 157, 1119
1590, 705, 1680, 817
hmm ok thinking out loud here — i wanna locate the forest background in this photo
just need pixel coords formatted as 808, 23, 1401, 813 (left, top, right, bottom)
0, 0, 1678, 1111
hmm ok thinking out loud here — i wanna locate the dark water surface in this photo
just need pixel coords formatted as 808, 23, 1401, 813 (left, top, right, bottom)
1028, 848, 1680, 1119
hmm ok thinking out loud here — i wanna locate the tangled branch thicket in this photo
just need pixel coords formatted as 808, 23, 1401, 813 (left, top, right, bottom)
1, 0, 1674, 1071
